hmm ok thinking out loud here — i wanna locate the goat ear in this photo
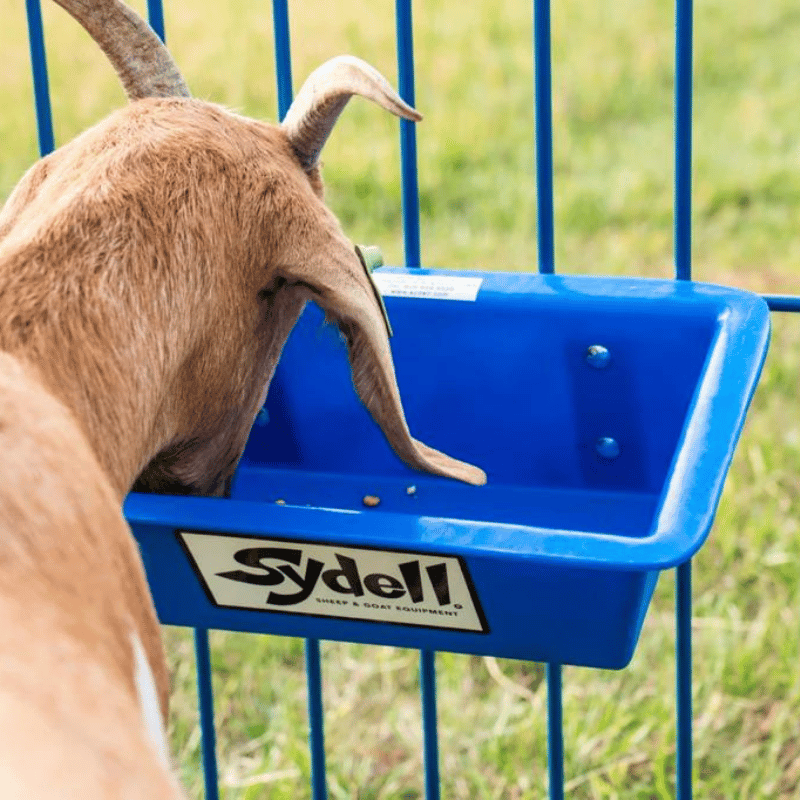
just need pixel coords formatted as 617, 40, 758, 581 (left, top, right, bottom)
288, 236, 486, 487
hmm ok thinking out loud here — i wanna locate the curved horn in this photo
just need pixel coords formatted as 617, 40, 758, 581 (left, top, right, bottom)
51, 0, 190, 100
282, 56, 422, 171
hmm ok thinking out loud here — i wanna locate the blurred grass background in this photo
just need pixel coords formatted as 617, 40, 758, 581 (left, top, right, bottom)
2, 0, 800, 797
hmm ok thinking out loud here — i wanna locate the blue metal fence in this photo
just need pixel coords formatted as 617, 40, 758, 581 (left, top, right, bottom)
18, 0, 797, 798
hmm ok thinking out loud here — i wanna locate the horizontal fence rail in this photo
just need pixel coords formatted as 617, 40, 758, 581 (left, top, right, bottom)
16, 0, 799, 798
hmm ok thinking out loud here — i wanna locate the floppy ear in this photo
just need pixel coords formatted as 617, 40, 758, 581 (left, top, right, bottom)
285, 228, 486, 487
278, 54, 484, 485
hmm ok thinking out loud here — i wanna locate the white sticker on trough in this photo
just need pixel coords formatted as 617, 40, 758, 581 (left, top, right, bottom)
178, 532, 488, 633
372, 273, 483, 301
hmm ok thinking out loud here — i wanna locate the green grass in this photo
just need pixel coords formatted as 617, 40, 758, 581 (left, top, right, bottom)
3, 0, 800, 796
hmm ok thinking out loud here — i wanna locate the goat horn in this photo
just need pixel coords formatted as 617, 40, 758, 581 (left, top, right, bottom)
51, 0, 190, 100
282, 56, 422, 171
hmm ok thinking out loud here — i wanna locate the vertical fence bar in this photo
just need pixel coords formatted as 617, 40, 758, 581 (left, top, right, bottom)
25, 0, 55, 156
675, 0, 694, 777
532, 0, 555, 274
395, 0, 422, 268
267, 10, 328, 800
676, 561, 693, 799
675, 0, 694, 774
267, 12, 328, 798
546, 663, 565, 800
305, 639, 328, 800
674, 0, 693, 280
146, 0, 166, 42
272, 0, 293, 120
194, 628, 220, 800
535, 0, 562, 777
397, 0, 437, 790
420, 650, 441, 800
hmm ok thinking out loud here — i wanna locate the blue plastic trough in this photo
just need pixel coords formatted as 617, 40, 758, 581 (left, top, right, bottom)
127, 268, 770, 670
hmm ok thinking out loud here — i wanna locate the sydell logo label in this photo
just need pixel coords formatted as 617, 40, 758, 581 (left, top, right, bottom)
178, 532, 487, 633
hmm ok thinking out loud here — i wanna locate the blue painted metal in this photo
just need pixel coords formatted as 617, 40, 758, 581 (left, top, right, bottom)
129, 271, 770, 669
24, 0, 55, 156
674, 0, 693, 280
547, 664, 564, 800
420, 651, 441, 800
146, 0, 166, 43
764, 295, 800, 312
395, 3, 439, 786
272, 0, 293, 121
676, 561, 693, 799
263, 15, 326, 793
396, 0, 422, 268
258, 14, 328, 800
533, 0, 555, 274
263, 15, 328, 793
305, 639, 328, 800
194, 628, 220, 800
674, 4, 694, 794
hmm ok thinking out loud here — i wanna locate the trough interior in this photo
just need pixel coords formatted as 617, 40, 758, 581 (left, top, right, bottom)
236, 279, 717, 539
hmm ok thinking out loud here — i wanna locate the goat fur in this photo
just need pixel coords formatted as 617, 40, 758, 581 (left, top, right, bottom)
0, 353, 176, 797
0, 2, 485, 796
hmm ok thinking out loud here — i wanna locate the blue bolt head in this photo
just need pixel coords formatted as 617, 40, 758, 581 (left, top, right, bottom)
596, 437, 620, 459
586, 345, 611, 369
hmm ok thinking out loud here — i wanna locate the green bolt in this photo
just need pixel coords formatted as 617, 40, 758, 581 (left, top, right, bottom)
355, 244, 393, 338
355, 244, 384, 273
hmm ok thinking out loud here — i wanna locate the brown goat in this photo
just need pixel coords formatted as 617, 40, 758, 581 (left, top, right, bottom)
0, 0, 485, 796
